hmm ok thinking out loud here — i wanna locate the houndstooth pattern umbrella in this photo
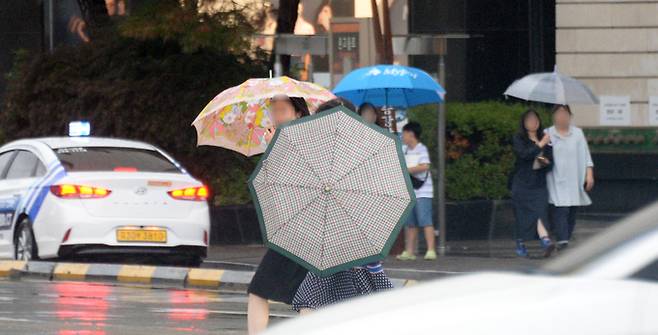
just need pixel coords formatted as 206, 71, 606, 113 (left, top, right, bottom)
248, 106, 416, 276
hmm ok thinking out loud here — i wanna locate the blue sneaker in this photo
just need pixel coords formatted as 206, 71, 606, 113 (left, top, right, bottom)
515, 240, 528, 258
540, 237, 555, 258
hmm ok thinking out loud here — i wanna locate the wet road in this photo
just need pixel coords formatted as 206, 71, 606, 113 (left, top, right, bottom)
0, 279, 294, 335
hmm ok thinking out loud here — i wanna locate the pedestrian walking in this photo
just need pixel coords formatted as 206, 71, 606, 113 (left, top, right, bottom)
291, 98, 394, 315
397, 121, 436, 261
247, 95, 311, 335
511, 109, 555, 258
545, 104, 595, 251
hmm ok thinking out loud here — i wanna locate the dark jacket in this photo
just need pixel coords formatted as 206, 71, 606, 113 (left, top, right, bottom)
511, 134, 553, 190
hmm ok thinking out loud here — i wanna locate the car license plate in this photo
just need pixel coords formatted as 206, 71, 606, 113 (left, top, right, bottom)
116, 229, 167, 243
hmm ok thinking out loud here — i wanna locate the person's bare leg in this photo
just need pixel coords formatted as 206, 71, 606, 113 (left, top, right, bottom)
537, 219, 549, 238
423, 226, 436, 252
405, 227, 418, 255
248, 293, 269, 335
537, 219, 555, 257
299, 308, 313, 316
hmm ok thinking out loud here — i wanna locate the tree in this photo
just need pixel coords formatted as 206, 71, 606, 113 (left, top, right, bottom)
1, 1, 267, 205
273, 0, 300, 75
370, 0, 394, 64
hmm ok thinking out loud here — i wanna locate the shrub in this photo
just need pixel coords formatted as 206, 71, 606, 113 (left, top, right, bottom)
409, 101, 550, 201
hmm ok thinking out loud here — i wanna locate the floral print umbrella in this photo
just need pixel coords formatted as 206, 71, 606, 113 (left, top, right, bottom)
192, 76, 336, 156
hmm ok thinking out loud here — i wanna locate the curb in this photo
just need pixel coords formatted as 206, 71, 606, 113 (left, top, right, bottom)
0, 260, 418, 290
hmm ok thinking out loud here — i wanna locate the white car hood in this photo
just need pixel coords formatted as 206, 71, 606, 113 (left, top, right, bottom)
266, 272, 658, 335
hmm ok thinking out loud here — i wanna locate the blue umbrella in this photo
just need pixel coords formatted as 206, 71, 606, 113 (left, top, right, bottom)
333, 64, 446, 108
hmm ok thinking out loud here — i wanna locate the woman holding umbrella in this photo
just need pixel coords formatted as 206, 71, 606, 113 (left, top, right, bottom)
511, 109, 554, 258
247, 95, 311, 334
546, 104, 595, 251
290, 98, 395, 315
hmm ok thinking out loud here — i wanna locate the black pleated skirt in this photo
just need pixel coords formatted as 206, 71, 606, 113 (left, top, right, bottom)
247, 249, 308, 305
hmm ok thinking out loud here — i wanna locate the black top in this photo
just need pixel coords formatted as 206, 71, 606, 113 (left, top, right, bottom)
511, 134, 553, 189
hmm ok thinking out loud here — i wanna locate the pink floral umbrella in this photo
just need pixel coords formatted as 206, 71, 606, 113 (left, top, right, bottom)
192, 76, 336, 156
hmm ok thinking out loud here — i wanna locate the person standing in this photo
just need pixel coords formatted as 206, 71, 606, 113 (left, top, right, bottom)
247, 95, 311, 335
511, 109, 555, 258
292, 98, 394, 315
546, 104, 595, 251
397, 122, 436, 261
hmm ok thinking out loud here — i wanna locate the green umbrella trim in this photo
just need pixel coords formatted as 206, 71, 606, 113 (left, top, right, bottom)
248, 105, 417, 277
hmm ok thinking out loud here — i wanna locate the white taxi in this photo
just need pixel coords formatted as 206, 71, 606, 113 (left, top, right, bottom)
0, 137, 210, 265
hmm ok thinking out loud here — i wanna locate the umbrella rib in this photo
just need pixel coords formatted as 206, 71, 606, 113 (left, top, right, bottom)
319, 194, 328, 270
280, 131, 324, 184
333, 140, 389, 185
267, 192, 324, 243
260, 181, 320, 193
334, 188, 409, 201
330, 193, 379, 256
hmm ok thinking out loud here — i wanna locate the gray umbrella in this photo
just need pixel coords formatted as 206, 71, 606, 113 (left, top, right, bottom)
504, 66, 598, 105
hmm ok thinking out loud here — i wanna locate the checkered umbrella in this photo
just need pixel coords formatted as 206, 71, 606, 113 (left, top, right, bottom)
248, 106, 416, 276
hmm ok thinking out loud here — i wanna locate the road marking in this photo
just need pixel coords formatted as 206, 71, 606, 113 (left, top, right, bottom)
203, 260, 258, 269
53, 263, 89, 281
187, 269, 224, 287
0, 261, 27, 277
386, 268, 465, 275
118, 265, 156, 284
0, 317, 35, 322
150, 308, 294, 319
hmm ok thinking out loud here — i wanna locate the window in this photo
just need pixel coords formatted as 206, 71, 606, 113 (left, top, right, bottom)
34, 161, 47, 177
55, 147, 181, 173
5, 151, 40, 180
0, 151, 16, 179
632, 258, 658, 282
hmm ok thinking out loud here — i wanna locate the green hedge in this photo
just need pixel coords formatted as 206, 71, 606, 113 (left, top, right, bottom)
409, 102, 550, 201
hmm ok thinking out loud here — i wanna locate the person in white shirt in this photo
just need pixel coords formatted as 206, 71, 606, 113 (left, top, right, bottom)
546, 104, 595, 251
397, 122, 436, 261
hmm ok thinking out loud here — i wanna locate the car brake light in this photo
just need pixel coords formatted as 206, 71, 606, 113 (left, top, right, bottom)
113, 166, 138, 172
62, 228, 72, 243
168, 186, 209, 201
50, 184, 112, 199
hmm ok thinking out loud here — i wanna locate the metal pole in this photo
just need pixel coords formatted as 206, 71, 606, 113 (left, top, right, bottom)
48, 0, 54, 52
437, 54, 447, 256
274, 54, 282, 77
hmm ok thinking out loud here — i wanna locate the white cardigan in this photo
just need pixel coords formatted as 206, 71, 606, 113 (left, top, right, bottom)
545, 125, 594, 207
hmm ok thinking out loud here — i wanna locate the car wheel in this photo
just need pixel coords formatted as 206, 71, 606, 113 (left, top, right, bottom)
14, 218, 38, 261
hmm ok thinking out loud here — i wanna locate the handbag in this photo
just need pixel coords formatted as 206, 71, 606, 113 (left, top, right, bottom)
532, 149, 550, 170
405, 148, 429, 189
410, 171, 428, 189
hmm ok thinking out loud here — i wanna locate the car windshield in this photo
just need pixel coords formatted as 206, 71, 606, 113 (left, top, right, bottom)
55, 147, 182, 173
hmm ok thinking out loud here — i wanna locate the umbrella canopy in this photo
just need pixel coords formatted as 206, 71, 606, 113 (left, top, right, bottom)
248, 106, 416, 276
333, 64, 445, 108
504, 67, 598, 105
192, 76, 335, 156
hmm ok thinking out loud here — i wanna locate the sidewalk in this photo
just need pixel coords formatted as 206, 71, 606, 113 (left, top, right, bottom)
204, 219, 614, 281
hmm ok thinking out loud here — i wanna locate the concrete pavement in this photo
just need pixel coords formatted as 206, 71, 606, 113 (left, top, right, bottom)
203, 219, 614, 280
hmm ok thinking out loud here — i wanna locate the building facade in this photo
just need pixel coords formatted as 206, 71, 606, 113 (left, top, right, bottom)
557, 0, 658, 127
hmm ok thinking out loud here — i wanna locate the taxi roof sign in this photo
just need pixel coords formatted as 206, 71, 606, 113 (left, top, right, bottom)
69, 121, 91, 137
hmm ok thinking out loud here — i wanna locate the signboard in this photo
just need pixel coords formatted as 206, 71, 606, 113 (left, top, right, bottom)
649, 96, 658, 126
330, 21, 360, 86
599, 96, 631, 126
